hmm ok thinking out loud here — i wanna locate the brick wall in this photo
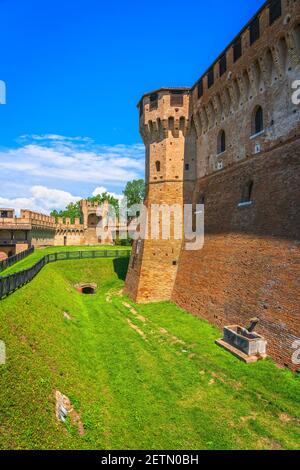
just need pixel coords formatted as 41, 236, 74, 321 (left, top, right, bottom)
172, 138, 300, 370
125, 0, 300, 369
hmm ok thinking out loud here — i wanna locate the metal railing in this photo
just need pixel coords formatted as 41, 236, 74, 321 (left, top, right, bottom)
0, 246, 34, 273
0, 249, 131, 299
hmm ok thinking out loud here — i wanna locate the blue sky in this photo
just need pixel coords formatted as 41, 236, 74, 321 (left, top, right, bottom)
0, 0, 263, 213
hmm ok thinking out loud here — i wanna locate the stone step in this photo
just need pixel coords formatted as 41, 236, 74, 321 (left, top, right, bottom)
215, 339, 267, 364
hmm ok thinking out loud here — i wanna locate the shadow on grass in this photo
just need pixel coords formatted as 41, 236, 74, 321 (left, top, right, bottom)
113, 257, 130, 281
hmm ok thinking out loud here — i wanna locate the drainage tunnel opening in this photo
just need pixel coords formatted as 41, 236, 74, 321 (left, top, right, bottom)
82, 286, 95, 295
75, 283, 97, 295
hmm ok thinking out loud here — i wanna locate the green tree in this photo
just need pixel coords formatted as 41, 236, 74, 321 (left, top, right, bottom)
123, 179, 145, 207
87, 192, 119, 217
51, 201, 81, 223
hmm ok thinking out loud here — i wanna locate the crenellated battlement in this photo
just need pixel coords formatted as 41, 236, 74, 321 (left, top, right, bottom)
188, 0, 300, 179
191, 0, 300, 105
138, 88, 190, 144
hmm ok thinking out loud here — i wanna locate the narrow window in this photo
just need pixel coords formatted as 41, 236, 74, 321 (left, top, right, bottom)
252, 106, 264, 135
149, 93, 158, 111
219, 54, 227, 77
155, 160, 161, 172
269, 0, 282, 26
218, 130, 226, 154
197, 79, 203, 99
249, 17, 260, 45
207, 68, 214, 88
233, 38, 242, 62
170, 91, 183, 107
241, 181, 254, 204
185, 163, 190, 171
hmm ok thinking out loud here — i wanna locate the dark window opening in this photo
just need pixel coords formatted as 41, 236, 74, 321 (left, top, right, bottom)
233, 38, 242, 62
150, 93, 158, 111
170, 91, 184, 107
199, 195, 205, 205
185, 163, 190, 171
241, 181, 254, 204
197, 79, 203, 99
208, 68, 214, 88
155, 160, 161, 172
219, 54, 227, 77
253, 106, 264, 135
218, 130, 226, 154
249, 17, 260, 45
269, 0, 282, 26
0, 211, 8, 218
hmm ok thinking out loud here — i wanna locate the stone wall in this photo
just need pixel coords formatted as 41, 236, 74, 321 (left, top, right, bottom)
172, 137, 300, 370
125, 0, 300, 370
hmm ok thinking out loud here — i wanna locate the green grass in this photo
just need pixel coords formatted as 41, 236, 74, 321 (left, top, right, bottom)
1, 245, 131, 276
0, 257, 299, 450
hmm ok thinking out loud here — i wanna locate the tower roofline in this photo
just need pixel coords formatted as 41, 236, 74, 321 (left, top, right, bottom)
137, 87, 190, 108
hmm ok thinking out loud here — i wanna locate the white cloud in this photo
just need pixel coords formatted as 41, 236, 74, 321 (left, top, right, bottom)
0, 135, 145, 185
0, 186, 81, 215
92, 186, 123, 201
0, 134, 145, 214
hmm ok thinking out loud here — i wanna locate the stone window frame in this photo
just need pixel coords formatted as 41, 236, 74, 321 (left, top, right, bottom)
149, 93, 158, 111
217, 129, 226, 155
170, 91, 184, 107
238, 180, 254, 207
251, 105, 264, 137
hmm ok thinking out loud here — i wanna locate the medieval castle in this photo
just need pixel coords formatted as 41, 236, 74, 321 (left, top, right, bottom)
0, 199, 126, 259
125, 0, 300, 370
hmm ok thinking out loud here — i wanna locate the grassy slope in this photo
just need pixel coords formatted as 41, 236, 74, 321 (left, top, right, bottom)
0, 258, 299, 450
0, 245, 131, 276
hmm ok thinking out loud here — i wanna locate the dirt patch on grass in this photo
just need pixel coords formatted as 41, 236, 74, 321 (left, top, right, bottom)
106, 288, 124, 303
240, 413, 257, 423
158, 327, 186, 347
261, 437, 283, 450
126, 319, 146, 340
122, 302, 146, 322
279, 413, 300, 425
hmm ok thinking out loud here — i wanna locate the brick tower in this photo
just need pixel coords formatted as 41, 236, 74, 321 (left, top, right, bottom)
124, 88, 192, 302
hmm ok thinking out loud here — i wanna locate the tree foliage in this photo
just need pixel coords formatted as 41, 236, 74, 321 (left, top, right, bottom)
50, 180, 145, 222
123, 179, 145, 207
51, 202, 81, 223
